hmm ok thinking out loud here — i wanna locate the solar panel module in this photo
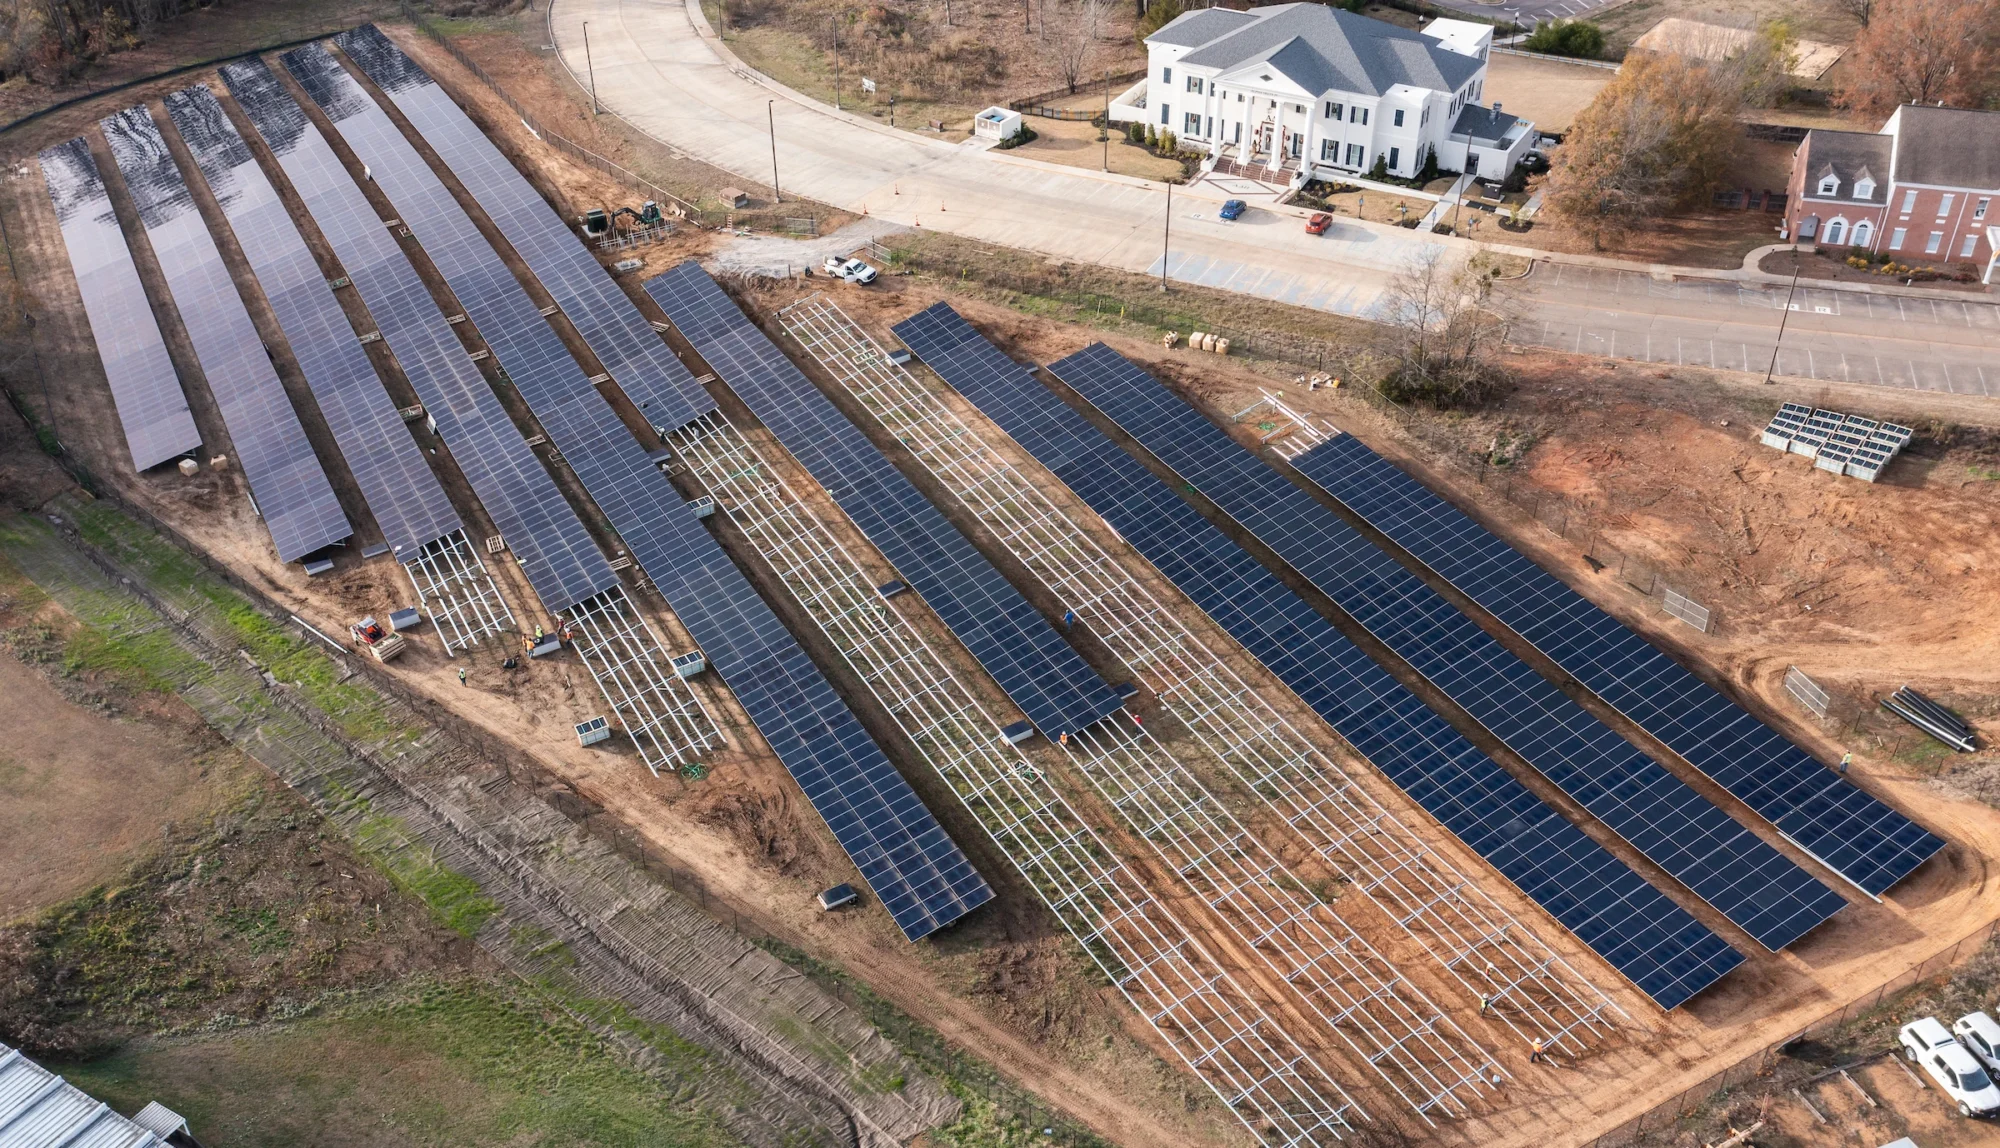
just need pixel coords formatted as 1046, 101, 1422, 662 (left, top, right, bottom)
334, 24, 711, 431
223, 54, 616, 613
39, 136, 202, 472
164, 82, 463, 561
100, 104, 352, 564
893, 302, 1743, 1010
1047, 342, 1846, 953
645, 262, 1123, 739
1292, 432, 1946, 899
279, 47, 991, 939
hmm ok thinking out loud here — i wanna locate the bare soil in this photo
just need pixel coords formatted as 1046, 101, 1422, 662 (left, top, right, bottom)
1482, 52, 1613, 134
1591, 0, 1860, 62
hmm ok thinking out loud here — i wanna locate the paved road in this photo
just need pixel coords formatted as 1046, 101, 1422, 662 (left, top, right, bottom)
1502, 264, 2000, 398
1429, 0, 1625, 29
549, 0, 1999, 403
550, 0, 1449, 320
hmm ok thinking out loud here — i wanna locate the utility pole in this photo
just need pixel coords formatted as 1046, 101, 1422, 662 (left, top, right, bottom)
1102, 68, 1110, 172
831, 16, 840, 110
1763, 265, 1801, 384
768, 100, 782, 204
582, 21, 599, 114
1160, 181, 1171, 292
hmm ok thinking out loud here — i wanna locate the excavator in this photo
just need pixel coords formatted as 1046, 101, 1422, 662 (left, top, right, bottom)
581, 200, 666, 237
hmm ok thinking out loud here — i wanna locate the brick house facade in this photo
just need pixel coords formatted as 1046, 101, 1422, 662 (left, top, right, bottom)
1783, 105, 2000, 283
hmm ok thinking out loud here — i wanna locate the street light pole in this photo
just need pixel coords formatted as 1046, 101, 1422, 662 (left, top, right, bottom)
1160, 181, 1171, 292
582, 20, 599, 114
831, 17, 840, 110
1102, 68, 1110, 172
1763, 265, 1802, 384
768, 100, 782, 204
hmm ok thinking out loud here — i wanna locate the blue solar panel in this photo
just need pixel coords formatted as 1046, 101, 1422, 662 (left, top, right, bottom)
893, 303, 1743, 1009
40, 136, 202, 472
226, 53, 615, 612
334, 25, 710, 430
1048, 342, 1846, 952
100, 104, 352, 564
164, 82, 462, 562
1293, 432, 1946, 898
644, 263, 1122, 739
282, 48, 990, 939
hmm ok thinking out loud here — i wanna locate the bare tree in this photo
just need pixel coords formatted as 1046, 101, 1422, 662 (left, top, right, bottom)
1837, 0, 1997, 117
1051, 0, 1106, 92
1376, 248, 1510, 409
1833, 0, 1876, 25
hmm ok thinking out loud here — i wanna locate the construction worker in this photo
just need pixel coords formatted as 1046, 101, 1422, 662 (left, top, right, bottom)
1478, 995, 1491, 1016
534, 623, 545, 642
457, 667, 468, 686
1839, 752, 1853, 773
1528, 1039, 1545, 1064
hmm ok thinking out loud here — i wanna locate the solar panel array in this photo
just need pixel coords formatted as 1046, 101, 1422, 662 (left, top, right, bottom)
39, 136, 202, 472
335, 25, 710, 429
1049, 343, 1847, 952
281, 47, 990, 939
100, 105, 352, 564
1759, 403, 1913, 483
1293, 432, 1946, 898
893, 303, 1743, 1009
164, 83, 462, 561
645, 262, 1123, 739
225, 53, 615, 612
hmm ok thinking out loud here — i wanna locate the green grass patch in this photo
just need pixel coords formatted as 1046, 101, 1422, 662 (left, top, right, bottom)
51, 977, 742, 1148
354, 813, 501, 938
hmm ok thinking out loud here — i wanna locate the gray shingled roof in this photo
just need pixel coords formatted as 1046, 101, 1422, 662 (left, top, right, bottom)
1450, 103, 1519, 144
1148, 7, 1259, 48
1800, 129, 1891, 204
1891, 105, 2000, 190
1158, 3, 1482, 97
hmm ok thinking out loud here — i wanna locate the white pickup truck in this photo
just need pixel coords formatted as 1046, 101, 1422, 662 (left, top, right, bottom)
822, 256, 879, 285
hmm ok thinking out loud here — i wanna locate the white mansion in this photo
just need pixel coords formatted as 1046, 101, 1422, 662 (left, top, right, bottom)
1113, 4, 1535, 187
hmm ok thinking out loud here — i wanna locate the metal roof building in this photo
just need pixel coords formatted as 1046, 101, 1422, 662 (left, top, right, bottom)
0, 1042, 200, 1148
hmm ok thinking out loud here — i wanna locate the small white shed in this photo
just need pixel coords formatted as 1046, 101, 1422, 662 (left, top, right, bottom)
973, 106, 1024, 142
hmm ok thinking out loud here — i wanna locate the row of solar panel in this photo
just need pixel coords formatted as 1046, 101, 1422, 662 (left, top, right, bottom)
292, 30, 992, 939
892, 303, 1744, 1010
1290, 433, 1945, 898
1046, 344, 1847, 953
642, 261, 1123, 740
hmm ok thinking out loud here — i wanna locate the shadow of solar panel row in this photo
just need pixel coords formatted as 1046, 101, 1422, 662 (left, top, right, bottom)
1051, 345, 1846, 951
282, 47, 990, 939
164, 83, 462, 562
100, 105, 352, 565
891, 303, 1742, 1009
1292, 433, 1945, 898
335, 26, 710, 432
39, 137, 202, 472
645, 263, 1123, 739
225, 53, 614, 613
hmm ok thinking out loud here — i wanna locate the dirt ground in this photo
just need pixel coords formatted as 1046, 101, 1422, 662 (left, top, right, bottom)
1483, 52, 1613, 134
1592, 0, 1860, 61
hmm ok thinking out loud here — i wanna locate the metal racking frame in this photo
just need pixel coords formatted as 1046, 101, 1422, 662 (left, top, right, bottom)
403, 529, 515, 654
780, 295, 1629, 1058
665, 410, 1358, 1144
563, 587, 721, 775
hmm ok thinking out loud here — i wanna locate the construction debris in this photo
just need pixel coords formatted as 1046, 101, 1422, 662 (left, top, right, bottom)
1883, 685, 1978, 752
1759, 403, 1912, 482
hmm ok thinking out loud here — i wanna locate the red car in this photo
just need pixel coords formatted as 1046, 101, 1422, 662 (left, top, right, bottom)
1306, 212, 1332, 235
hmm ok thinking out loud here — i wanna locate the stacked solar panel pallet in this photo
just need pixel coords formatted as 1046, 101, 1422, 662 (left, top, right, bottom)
1760, 403, 1913, 482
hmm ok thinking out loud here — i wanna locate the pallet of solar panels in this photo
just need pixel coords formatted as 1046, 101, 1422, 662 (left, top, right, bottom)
1882, 686, 1978, 753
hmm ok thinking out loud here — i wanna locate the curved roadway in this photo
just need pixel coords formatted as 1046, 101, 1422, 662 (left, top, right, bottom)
548, 0, 1450, 319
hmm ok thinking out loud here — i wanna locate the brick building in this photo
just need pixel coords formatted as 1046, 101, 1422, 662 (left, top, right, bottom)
1783, 104, 2000, 284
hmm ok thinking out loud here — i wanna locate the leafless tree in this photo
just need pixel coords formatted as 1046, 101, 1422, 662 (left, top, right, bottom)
1376, 248, 1510, 408
1833, 0, 1876, 25
1051, 0, 1107, 91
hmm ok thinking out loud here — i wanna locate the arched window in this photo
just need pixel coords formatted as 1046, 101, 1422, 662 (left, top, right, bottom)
1825, 218, 1846, 245
1852, 220, 1873, 247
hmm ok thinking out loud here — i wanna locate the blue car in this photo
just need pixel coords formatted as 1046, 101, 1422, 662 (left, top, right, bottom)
1218, 198, 1248, 221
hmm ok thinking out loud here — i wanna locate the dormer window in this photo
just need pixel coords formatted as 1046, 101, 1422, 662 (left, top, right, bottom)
1817, 175, 1839, 196
1853, 177, 1875, 199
